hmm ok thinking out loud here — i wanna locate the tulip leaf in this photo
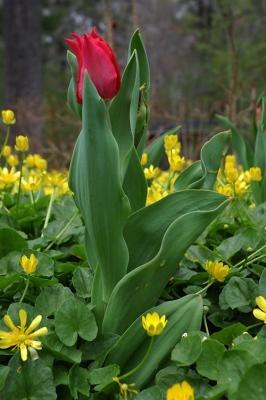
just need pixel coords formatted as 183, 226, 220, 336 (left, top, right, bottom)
109, 51, 140, 179
123, 147, 147, 212
129, 29, 150, 101
253, 97, 266, 203
67, 51, 82, 119
105, 295, 203, 388
129, 30, 150, 151
175, 130, 231, 191
69, 74, 130, 304
124, 190, 229, 271
216, 114, 250, 169
103, 194, 229, 334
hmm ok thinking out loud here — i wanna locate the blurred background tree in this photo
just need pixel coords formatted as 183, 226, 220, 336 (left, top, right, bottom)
0, 0, 266, 165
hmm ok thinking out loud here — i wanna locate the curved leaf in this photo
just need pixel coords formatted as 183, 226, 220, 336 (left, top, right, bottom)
103, 195, 229, 334
69, 74, 130, 304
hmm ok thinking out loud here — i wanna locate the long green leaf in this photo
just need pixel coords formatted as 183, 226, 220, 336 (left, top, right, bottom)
216, 115, 249, 169
105, 294, 203, 387
124, 190, 229, 271
66, 51, 82, 119
109, 51, 139, 179
69, 74, 130, 306
102, 195, 229, 334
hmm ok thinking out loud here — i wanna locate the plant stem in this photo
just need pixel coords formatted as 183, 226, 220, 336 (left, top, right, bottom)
119, 337, 154, 380
195, 280, 214, 296
233, 243, 266, 269
203, 312, 210, 336
0, 126, 10, 158
44, 210, 79, 251
19, 279, 30, 303
16, 153, 24, 213
42, 188, 55, 234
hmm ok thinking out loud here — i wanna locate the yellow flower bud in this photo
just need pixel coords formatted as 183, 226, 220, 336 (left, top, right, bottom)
7, 154, 19, 167
20, 254, 38, 274
140, 152, 148, 166
2, 110, 16, 125
15, 135, 29, 152
2, 145, 11, 157
249, 167, 262, 182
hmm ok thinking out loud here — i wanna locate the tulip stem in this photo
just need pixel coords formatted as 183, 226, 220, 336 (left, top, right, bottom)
0, 126, 10, 159
19, 279, 30, 304
119, 337, 154, 380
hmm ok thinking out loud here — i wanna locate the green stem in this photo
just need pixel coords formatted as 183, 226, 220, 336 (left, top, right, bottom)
16, 153, 24, 212
195, 280, 214, 296
233, 243, 266, 270
0, 126, 10, 159
203, 312, 210, 336
119, 337, 154, 380
19, 279, 30, 303
42, 188, 55, 234
44, 210, 79, 251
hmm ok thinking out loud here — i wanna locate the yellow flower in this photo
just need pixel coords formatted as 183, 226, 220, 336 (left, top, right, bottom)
168, 152, 185, 172
225, 154, 236, 167
34, 155, 47, 171
249, 167, 262, 182
0, 309, 48, 361
25, 154, 35, 168
113, 377, 138, 399
142, 312, 167, 336
20, 254, 38, 274
225, 166, 239, 183
234, 180, 249, 196
15, 135, 29, 152
166, 381, 194, 400
253, 296, 266, 323
216, 184, 233, 197
205, 260, 230, 282
164, 135, 180, 152
7, 154, 19, 167
144, 165, 160, 180
22, 175, 42, 193
140, 152, 148, 166
2, 110, 16, 125
0, 167, 20, 186
2, 145, 11, 157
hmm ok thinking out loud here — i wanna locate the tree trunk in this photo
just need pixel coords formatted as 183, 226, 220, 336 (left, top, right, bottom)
3, 0, 42, 150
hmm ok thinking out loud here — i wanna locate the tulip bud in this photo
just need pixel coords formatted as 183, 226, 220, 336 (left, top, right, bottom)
2, 145, 11, 157
2, 110, 16, 125
65, 27, 121, 104
20, 254, 38, 274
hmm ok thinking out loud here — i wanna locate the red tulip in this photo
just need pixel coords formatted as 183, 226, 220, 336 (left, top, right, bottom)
65, 27, 121, 104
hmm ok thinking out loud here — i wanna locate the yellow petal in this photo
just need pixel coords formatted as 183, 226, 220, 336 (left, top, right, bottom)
253, 308, 266, 322
3, 315, 18, 332
27, 327, 48, 338
25, 315, 42, 335
256, 296, 266, 313
29, 340, 42, 350
19, 309, 27, 331
20, 343, 28, 361
0, 330, 10, 339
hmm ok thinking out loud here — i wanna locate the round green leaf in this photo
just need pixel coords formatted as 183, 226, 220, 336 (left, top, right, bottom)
35, 284, 73, 317
55, 298, 98, 346
0, 358, 56, 400
72, 267, 93, 298
171, 332, 203, 366
0, 228, 27, 257
196, 338, 225, 380
236, 364, 266, 400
